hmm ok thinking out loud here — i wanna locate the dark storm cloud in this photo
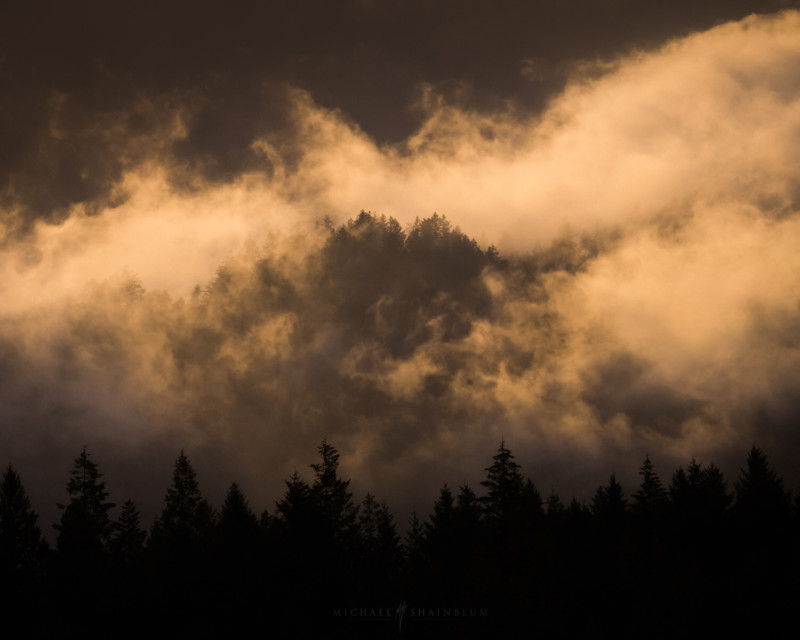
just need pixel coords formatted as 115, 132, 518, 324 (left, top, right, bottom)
2, 0, 796, 228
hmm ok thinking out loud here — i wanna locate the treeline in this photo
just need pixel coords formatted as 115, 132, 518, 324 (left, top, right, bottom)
1, 442, 799, 638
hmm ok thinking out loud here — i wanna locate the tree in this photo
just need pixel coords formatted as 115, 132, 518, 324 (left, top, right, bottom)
310, 439, 358, 546
454, 484, 483, 536
426, 484, 456, 549
55, 446, 115, 554
152, 450, 215, 551
275, 471, 314, 532
0, 466, 47, 583
669, 459, 732, 524
591, 474, 627, 525
734, 446, 791, 529
218, 482, 259, 547
357, 494, 401, 590
481, 441, 525, 524
112, 499, 146, 562
633, 455, 668, 516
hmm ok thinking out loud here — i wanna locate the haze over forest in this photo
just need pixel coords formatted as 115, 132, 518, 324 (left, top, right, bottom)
2, 1, 800, 529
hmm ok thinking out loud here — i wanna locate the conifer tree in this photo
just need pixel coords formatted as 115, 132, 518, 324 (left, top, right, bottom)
670, 459, 732, 523
426, 484, 456, 542
546, 492, 566, 516
0, 465, 47, 581
454, 484, 482, 534
592, 474, 627, 521
734, 446, 791, 528
359, 493, 379, 547
275, 471, 314, 530
633, 455, 668, 515
404, 510, 426, 561
481, 441, 525, 524
218, 482, 259, 546
310, 439, 358, 546
55, 446, 115, 553
112, 499, 146, 562
153, 450, 215, 549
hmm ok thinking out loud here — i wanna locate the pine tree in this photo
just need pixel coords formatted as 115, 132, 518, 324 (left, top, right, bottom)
0, 465, 47, 582
734, 446, 791, 528
55, 446, 115, 553
592, 474, 627, 521
358, 494, 401, 588
218, 482, 259, 547
404, 510, 426, 562
359, 493, 379, 548
153, 450, 215, 550
454, 484, 482, 533
481, 441, 525, 524
310, 439, 358, 546
426, 484, 456, 543
112, 499, 146, 562
546, 492, 566, 517
633, 455, 667, 515
275, 471, 314, 529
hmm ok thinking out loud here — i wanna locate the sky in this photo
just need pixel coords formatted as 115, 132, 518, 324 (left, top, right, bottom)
2, 0, 800, 530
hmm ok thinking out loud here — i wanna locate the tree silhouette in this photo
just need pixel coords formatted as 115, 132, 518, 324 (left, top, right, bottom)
310, 439, 358, 547
592, 474, 627, 524
111, 499, 146, 563
218, 482, 259, 547
481, 441, 525, 525
0, 466, 47, 589
669, 459, 732, 526
633, 455, 667, 516
357, 493, 401, 596
151, 450, 215, 552
55, 446, 115, 555
734, 445, 791, 528
404, 510, 426, 560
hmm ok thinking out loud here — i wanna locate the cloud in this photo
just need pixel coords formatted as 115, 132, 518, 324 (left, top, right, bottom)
2, 11, 800, 529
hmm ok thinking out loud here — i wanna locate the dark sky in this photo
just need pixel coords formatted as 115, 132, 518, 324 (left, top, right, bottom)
2, 0, 800, 533
2, 0, 794, 224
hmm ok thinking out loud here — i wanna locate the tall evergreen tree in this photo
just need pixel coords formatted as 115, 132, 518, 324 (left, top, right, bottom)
275, 471, 314, 532
218, 482, 259, 547
592, 474, 627, 523
310, 439, 358, 546
55, 446, 115, 554
0, 465, 47, 582
633, 455, 668, 515
481, 441, 525, 524
152, 450, 215, 550
357, 494, 401, 592
734, 446, 791, 528
426, 484, 456, 545
404, 510, 426, 563
112, 499, 146, 562
454, 484, 483, 537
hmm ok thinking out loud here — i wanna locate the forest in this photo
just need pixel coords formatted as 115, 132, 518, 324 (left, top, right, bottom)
1, 440, 798, 638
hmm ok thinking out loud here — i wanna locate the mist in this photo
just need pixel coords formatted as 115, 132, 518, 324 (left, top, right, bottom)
2, 10, 800, 530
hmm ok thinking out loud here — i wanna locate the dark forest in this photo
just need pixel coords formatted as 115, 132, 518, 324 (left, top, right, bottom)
2, 438, 798, 638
